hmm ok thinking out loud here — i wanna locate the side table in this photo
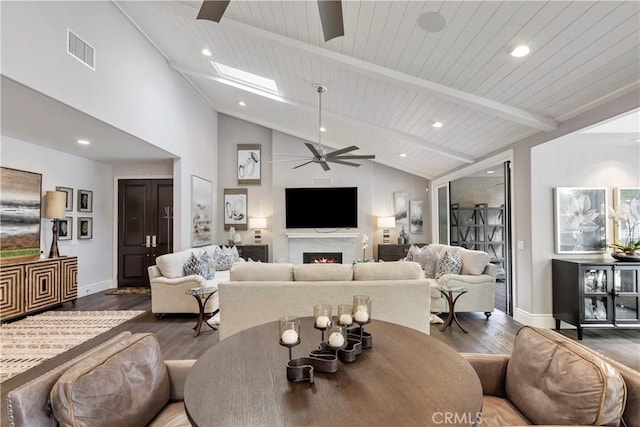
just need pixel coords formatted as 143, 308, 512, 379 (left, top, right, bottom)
185, 286, 219, 337
436, 286, 469, 333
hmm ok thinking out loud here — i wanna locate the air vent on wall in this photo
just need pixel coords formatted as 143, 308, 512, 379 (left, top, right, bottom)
67, 29, 95, 70
312, 177, 333, 186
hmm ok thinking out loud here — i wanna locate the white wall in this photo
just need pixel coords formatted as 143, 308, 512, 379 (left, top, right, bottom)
1, 1, 218, 249
529, 134, 639, 324
1, 136, 113, 296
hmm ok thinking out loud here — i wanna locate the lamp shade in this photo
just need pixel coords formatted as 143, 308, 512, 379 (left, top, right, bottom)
377, 216, 396, 229
249, 217, 267, 229
45, 191, 66, 219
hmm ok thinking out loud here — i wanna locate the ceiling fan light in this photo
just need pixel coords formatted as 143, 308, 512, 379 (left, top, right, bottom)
510, 45, 530, 58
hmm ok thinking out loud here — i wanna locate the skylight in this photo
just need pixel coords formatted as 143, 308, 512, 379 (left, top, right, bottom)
212, 62, 278, 94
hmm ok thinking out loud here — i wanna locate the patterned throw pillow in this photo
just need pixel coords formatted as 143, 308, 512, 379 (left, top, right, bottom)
199, 251, 215, 280
222, 245, 241, 263
183, 253, 210, 278
405, 245, 417, 261
435, 251, 462, 279
213, 246, 233, 271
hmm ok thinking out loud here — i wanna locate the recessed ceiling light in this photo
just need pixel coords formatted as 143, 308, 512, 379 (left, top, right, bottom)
399, 153, 407, 158
238, 101, 246, 106
486, 170, 495, 174
510, 45, 530, 58
320, 127, 326, 132
417, 11, 446, 33
77, 139, 90, 145
432, 121, 443, 128
202, 48, 212, 57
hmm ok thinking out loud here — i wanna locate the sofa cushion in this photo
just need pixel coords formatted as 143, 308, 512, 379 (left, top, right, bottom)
156, 251, 188, 278
148, 402, 191, 427
409, 245, 438, 275
457, 247, 490, 275
353, 261, 422, 281
435, 251, 462, 278
293, 263, 353, 281
505, 326, 626, 426
183, 253, 211, 279
480, 396, 531, 427
222, 245, 240, 263
230, 262, 295, 281
213, 246, 233, 271
50, 333, 171, 427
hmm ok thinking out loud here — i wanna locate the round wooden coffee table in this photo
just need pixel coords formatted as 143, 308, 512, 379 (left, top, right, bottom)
185, 317, 482, 427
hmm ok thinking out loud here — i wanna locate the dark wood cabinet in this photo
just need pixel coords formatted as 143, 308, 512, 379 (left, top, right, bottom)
377, 244, 427, 262
0, 256, 77, 322
236, 245, 268, 263
552, 259, 640, 339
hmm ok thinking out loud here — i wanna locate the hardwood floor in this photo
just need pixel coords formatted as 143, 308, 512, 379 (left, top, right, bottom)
2, 291, 639, 426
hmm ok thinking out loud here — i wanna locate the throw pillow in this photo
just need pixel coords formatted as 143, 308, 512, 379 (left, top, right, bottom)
405, 245, 417, 261
183, 253, 210, 278
411, 245, 438, 278
435, 251, 462, 279
213, 246, 233, 271
199, 251, 215, 280
222, 245, 241, 263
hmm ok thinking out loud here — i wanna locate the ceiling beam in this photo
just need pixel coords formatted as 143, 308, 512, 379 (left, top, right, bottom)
158, 1, 558, 132
169, 61, 474, 164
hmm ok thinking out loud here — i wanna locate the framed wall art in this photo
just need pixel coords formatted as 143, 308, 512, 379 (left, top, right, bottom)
237, 144, 261, 185
56, 186, 73, 211
191, 175, 213, 247
58, 216, 73, 241
410, 200, 424, 233
224, 188, 248, 231
394, 191, 408, 225
614, 187, 640, 244
0, 167, 42, 258
77, 189, 93, 213
554, 187, 607, 254
78, 217, 93, 240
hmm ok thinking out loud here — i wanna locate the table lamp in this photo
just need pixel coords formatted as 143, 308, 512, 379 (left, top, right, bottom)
45, 191, 67, 258
248, 217, 267, 244
377, 216, 396, 245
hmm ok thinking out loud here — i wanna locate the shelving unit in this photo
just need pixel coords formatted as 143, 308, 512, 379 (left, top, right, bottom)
450, 203, 504, 264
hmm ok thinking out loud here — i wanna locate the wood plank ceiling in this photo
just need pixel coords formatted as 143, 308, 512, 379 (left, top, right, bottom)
116, 1, 640, 179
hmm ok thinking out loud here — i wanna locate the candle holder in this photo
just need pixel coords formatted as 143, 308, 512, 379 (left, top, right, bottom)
279, 316, 300, 360
352, 295, 373, 349
326, 324, 347, 354
313, 304, 332, 341
337, 304, 354, 327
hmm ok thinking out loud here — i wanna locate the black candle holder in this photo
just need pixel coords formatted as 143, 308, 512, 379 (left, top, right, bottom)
279, 338, 301, 361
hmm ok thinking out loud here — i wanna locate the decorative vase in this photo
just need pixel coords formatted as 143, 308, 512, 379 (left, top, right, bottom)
611, 252, 640, 262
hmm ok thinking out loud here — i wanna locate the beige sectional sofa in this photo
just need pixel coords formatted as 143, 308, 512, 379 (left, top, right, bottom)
218, 261, 431, 340
407, 244, 497, 318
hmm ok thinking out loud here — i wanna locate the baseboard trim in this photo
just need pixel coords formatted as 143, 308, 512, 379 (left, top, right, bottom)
513, 308, 557, 329
78, 280, 113, 297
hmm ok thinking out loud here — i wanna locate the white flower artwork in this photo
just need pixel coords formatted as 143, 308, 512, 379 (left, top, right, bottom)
555, 187, 607, 254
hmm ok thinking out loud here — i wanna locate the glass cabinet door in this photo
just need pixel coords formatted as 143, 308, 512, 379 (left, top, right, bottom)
614, 268, 639, 322
581, 267, 612, 323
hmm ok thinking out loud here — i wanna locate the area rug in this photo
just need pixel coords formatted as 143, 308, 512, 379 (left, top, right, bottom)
105, 287, 151, 296
0, 310, 144, 382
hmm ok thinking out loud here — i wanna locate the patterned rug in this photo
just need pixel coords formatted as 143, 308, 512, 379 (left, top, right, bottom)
0, 310, 145, 382
105, 287, 151, 295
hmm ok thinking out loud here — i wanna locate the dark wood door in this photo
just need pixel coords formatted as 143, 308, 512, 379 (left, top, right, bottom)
118, 179, 173, 287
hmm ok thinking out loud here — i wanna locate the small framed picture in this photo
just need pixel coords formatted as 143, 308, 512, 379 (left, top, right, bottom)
223, 188, 248, 230
58, 216, 72, 241
78, 217, 93, 239
78, 189, 93, 213
56, 186, 74, 212
237, 144, 261, 185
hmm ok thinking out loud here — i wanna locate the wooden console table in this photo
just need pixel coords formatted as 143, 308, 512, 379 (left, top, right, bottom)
0, 256, 77, 322
377, 243, 428, 261
236, 245, 268, 263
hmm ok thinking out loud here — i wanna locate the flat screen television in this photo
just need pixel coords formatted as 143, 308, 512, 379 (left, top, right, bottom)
285, 187, 358, 229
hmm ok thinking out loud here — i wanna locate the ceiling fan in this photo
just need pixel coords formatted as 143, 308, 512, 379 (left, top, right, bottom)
272, 85, 375, 171
197, 0, 345, 42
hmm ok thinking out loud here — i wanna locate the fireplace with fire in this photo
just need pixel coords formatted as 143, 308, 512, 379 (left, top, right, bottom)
303, 252, 343, 264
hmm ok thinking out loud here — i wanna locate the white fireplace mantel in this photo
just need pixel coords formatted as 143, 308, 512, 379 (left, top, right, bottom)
287, 232, 359, 264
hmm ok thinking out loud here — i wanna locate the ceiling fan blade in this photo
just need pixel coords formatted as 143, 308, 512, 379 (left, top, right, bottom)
326, 158, 361, 167
317, 0, 344, 42
269, 153, 312, 158
293, 160, 315, 169
269, 158, 313, 163
197, 0, 230, 22
325, 145, 359, 157
319, 161, 331, 171
304, 142, 322, 158
334, 154, 376, 160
